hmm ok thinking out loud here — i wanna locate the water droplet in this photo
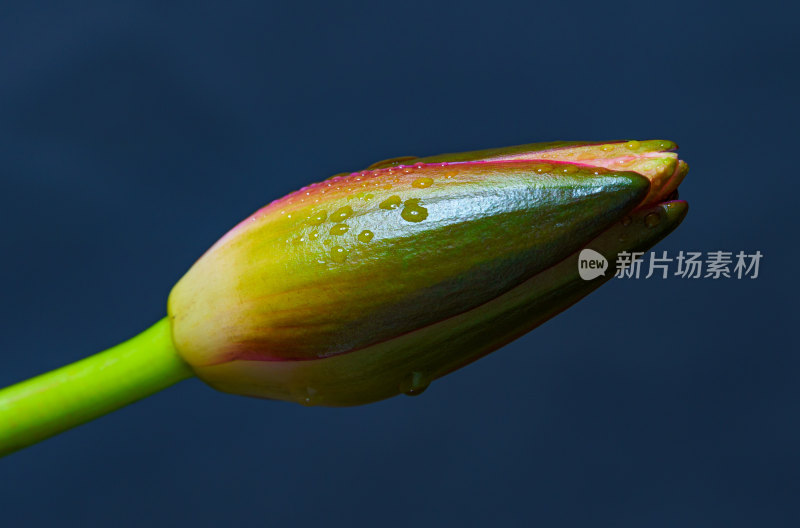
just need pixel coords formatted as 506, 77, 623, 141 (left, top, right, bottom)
308, 210, 327, 225
330, 205, 353, 222
379, 195, 403, 210
294, 386, 318, 406
357, 230, 374, 243
535, 164, 553, 173
329, 223, 350, 236
309, 231, 320, 240
621, 216, 632, 226
412, 177, 434, 188
644, 212, 661, 228
399, 371, 430, 396
401, 198, 428, 223
561, 165, 578, 174
363, 193, 374, 201
331, 246, 348, 263
366, 156, 418, 170
626, 140, 640, 149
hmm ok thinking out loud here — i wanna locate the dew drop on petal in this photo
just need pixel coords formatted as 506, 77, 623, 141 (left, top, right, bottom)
644, 213, 661, 228
308, 210, 327, 225
357, 230, 374, 243
412, 177, 434, 188
401, 199, 428, 223
330, 205, 353, 222
399, 371, 430, 396
379, 195, 403, 210
329, 223, 350, 236
293, 386, 318, 406
330, 246, 348, 263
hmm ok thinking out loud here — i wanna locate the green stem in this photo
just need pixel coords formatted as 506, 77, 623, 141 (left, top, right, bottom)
0, 318, 193, 457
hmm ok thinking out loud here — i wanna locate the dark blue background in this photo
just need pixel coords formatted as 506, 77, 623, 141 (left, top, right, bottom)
1, 2, 798, 526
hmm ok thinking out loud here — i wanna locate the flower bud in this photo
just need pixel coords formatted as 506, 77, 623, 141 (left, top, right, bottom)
167, 140, 688, 405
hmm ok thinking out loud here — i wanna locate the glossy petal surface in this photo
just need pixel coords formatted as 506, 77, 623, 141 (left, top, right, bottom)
167, 140, 689, 405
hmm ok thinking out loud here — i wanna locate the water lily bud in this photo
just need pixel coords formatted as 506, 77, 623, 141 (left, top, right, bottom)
168, 140, 688, 405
